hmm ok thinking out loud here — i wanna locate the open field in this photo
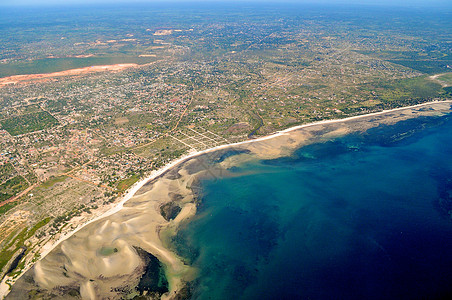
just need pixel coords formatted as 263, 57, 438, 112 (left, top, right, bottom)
0, 111, 59, 136
0, 64, 139, 87
0, 56, 156, 78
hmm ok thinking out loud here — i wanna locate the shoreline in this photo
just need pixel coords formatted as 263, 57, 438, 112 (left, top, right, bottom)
26, 99, 452, 264
2, 99, 451, 298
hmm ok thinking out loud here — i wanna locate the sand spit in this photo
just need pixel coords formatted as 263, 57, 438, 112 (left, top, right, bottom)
3, 100, 452, 299
0, 64, 139, 87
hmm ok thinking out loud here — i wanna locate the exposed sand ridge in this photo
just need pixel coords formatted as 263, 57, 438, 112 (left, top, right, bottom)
0, 64, 139, 86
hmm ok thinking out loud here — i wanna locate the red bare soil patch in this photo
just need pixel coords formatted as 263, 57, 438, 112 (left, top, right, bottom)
0, 64, 139, 87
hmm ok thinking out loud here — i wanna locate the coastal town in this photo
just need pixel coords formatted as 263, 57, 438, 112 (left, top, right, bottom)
0, 2, 451, 297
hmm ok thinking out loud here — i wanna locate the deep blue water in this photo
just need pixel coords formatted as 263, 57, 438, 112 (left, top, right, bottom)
173, 114, 452, 300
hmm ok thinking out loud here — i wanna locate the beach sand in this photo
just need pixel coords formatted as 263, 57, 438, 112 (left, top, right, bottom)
6, 159, 200, 299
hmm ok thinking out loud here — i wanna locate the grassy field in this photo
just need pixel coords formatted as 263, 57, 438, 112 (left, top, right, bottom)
116, 174, 140, 192
0, 56, 156, 78
0, 201, 19, 215
362, 76, 443, 102
39, 176, 68, 190
0, 111, 59, 136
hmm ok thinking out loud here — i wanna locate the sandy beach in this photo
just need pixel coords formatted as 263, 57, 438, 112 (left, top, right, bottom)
3, 99, 452, 299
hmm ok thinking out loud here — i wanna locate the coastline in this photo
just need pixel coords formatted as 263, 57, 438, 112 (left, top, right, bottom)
2, 99, 451, 298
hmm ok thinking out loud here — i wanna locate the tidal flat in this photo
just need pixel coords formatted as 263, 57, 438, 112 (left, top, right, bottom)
7, 101, 452, 299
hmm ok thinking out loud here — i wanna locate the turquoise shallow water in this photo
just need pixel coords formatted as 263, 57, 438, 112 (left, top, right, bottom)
173, 114, 452, 300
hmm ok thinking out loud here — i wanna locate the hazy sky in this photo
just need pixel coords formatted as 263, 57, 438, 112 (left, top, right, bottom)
0, 0, 450, 7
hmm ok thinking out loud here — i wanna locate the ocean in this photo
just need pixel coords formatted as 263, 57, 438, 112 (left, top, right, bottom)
172, 114, 452, 299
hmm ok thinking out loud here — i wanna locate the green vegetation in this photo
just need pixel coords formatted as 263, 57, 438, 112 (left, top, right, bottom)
39, 176, 67, 189
116, 174, 140, 192
0, 201, 19, 215
339, 76, 444, 114
0, 163, 15, 183
0, 218, 51, 275
373, 76, 443, 102
51, 204, 91, 229
14, 105, 43, 116
354, 50, 452, 74
0, 175, 29, 202
444, 87, 452, 96
389, 60, 452, 74
98, 247, 119, 256
0, 111, 59, 136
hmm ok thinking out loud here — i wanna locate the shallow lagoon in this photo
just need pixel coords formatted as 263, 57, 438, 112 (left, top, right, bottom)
174, 115, 452, 299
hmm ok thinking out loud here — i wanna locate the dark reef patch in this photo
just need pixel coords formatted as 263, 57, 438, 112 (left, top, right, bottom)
185, 148, 250, 175
134, 247, 169, 296
170, 231, 200, 265
362, 115, 451, 147
160, 201, 182, 221
432, 169, 452, 220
